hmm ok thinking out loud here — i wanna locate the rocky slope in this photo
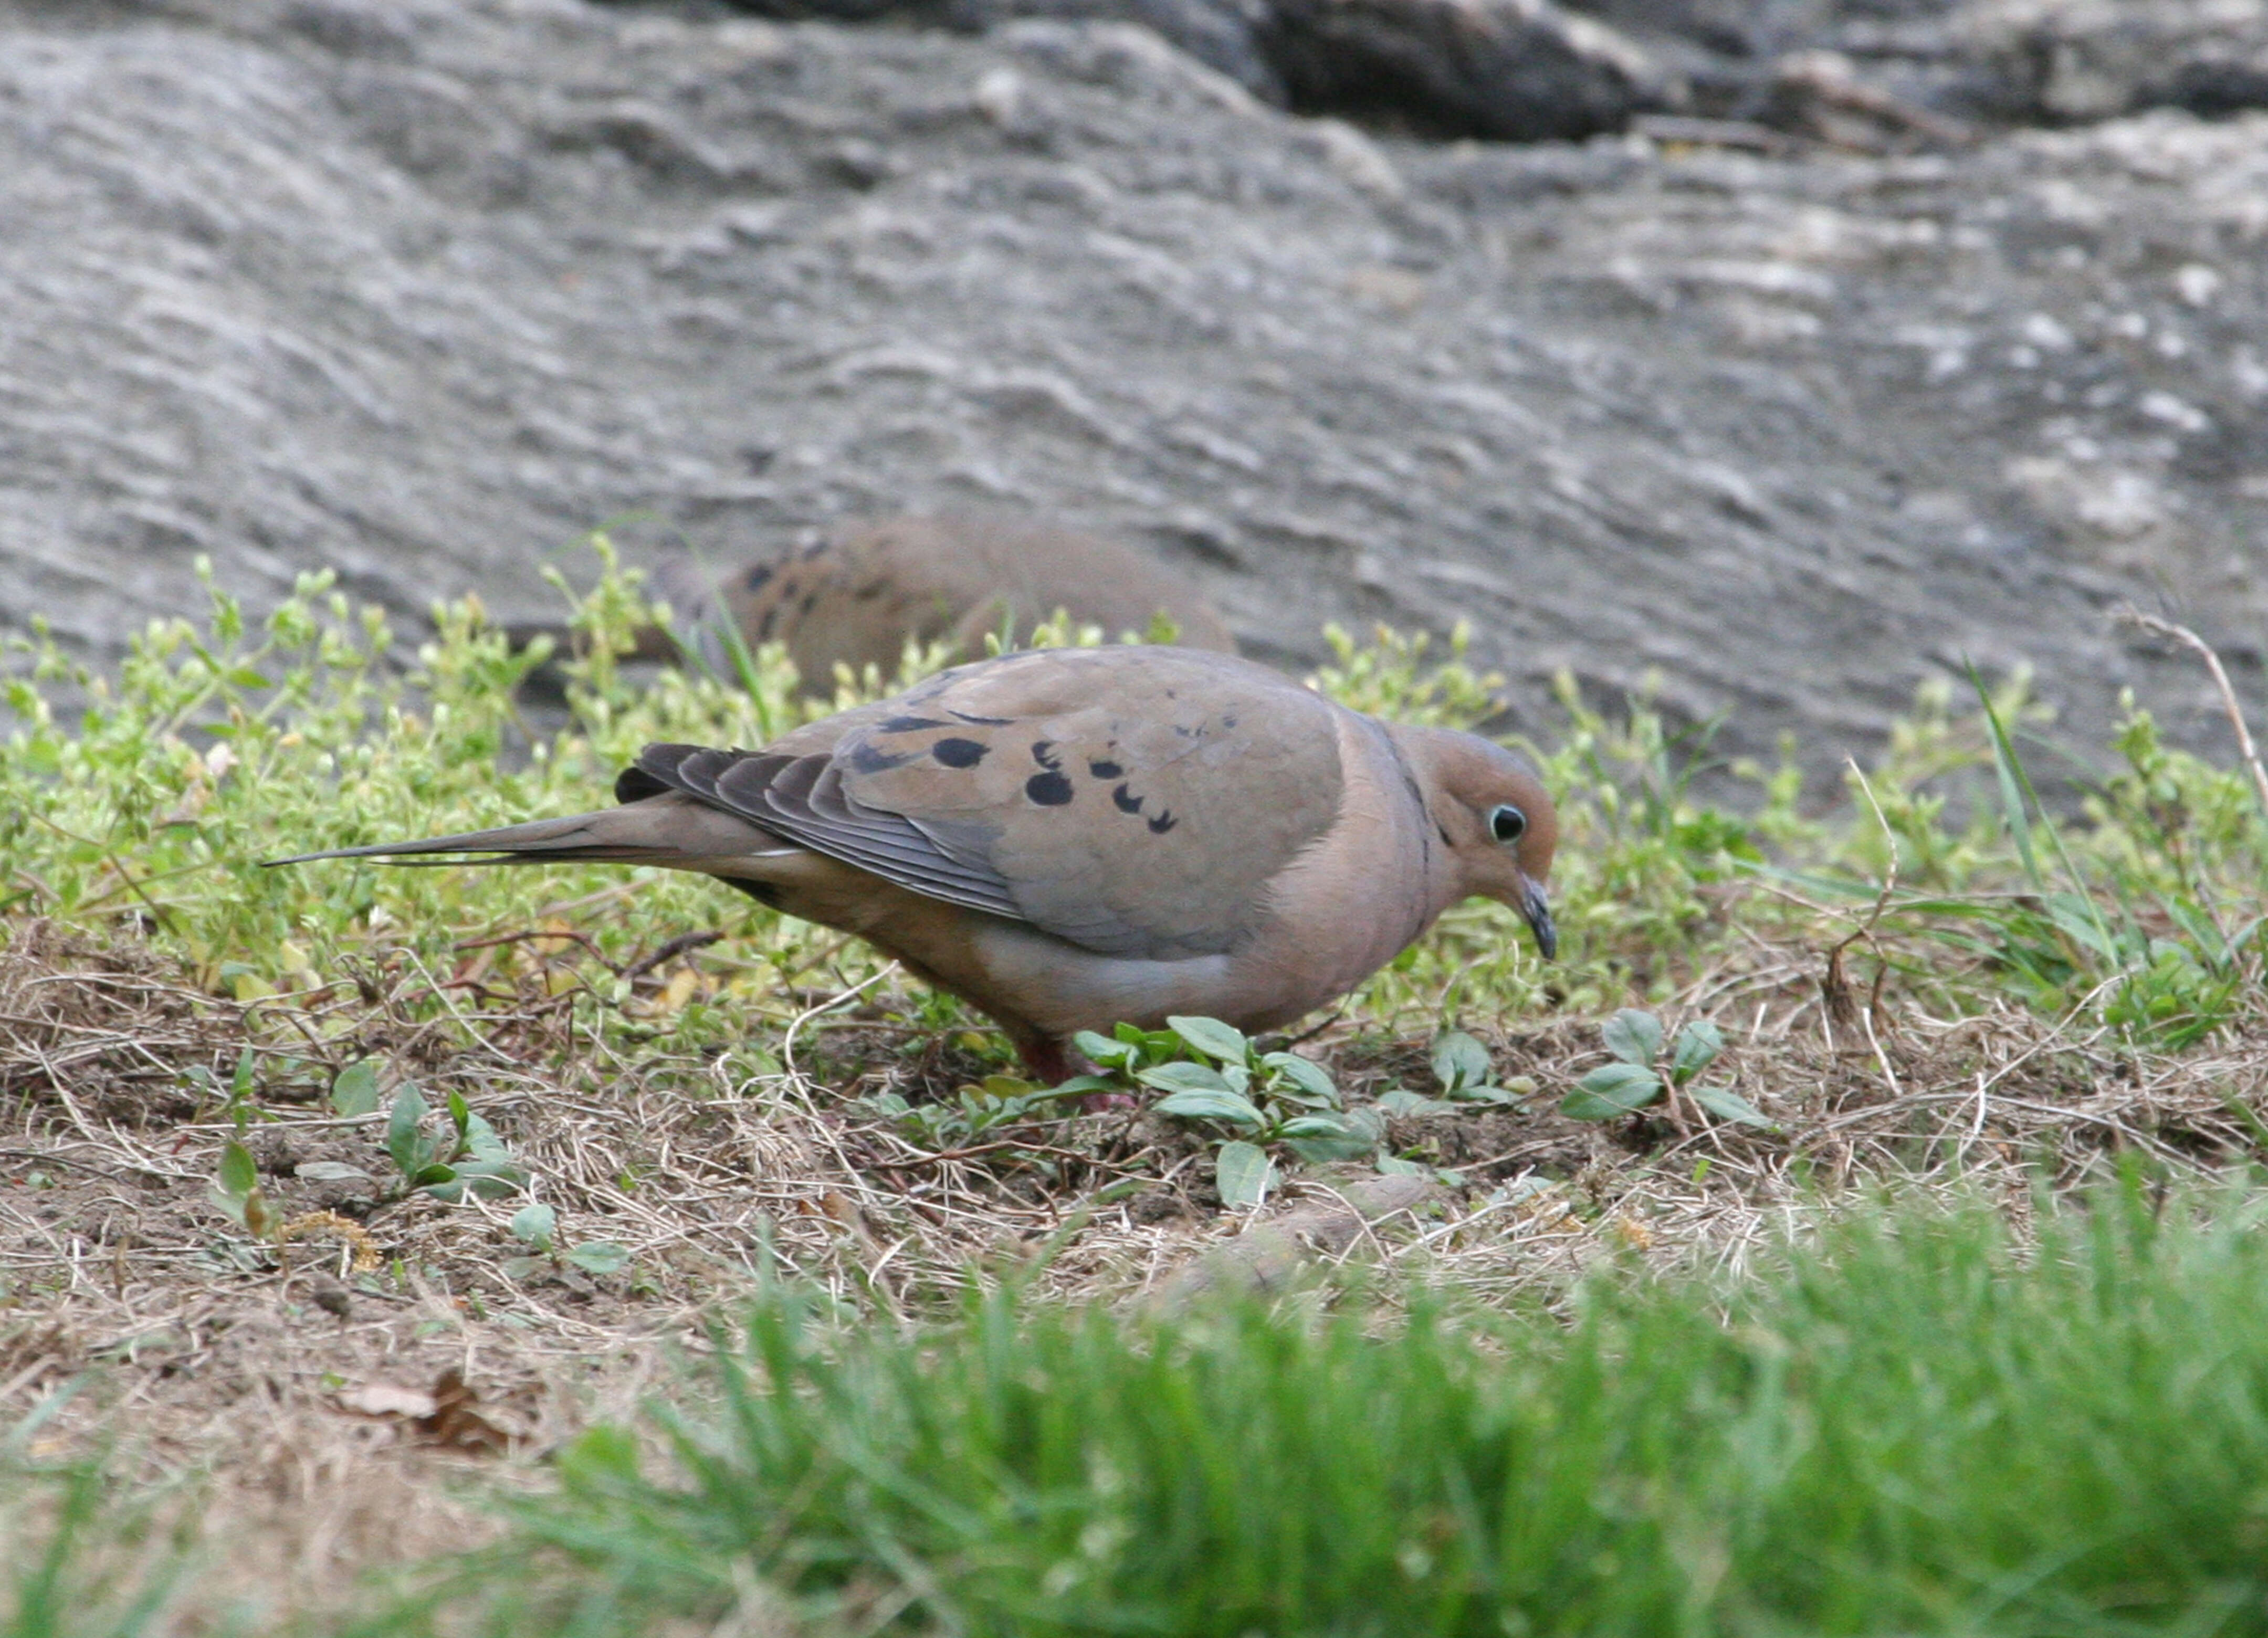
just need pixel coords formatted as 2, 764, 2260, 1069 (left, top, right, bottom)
3, 0, 2264, 780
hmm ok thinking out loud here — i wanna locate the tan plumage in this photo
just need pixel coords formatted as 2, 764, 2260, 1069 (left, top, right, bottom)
273, 646, 1556, 1082
520, 514, 1236, 696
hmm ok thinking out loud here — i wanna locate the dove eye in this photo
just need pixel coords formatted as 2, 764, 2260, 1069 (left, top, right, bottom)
1489, 804, 1527, 845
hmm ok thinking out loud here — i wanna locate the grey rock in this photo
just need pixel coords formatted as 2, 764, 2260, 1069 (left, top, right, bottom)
1957, 0, 2268, 123
948, 0, 1286, 101
1263, 0, 1670, 140
2, 0, 2267, 793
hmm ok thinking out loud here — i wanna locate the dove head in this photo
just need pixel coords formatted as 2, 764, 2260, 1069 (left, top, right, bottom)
1396, 726, 1560, 960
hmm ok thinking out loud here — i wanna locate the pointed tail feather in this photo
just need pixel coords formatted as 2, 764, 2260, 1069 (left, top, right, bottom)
265, 796, 784, 870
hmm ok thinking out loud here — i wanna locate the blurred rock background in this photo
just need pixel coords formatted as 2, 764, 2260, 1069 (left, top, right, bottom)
3, 0, 2265, 781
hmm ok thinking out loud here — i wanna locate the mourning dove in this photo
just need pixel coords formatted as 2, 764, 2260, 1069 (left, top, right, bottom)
273, 646, 1556, 1083
511, 514, 1237, 696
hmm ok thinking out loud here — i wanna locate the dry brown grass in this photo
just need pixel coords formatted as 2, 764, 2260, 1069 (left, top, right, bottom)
3, 911, 2265, 1623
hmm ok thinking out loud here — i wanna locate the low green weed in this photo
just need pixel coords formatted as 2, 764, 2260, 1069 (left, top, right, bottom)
857, 1076, 1080, 1152
1070, 1016, 1372, 1206
1559, 1007, 1773, 1129
506, 1203, 631, 1280
3, 556, 2264, 1078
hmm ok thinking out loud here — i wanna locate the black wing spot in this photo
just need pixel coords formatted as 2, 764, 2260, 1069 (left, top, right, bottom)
1031, 739, 1062, 769
1223, 714, 1237, 728
1112, 783, 1143, 815
880, 715, 950, 732
1088, 759, 1124, 779
848, 742, 918, 774
1026, 771, 1075, 806
797, 590, 820, 617
1147, 811, 1177, 834
855, 581, 887, 602
951, 710, 1013, 726
932, 738, 989, 768
755, 608, 779, 640
742, 564, 773, 592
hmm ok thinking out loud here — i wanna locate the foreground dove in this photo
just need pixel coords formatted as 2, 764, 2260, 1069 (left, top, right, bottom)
513, 514, 1236, 697
274, 646, 1557, 1083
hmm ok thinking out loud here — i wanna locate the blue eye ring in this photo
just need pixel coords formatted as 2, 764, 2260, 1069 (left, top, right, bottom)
1489, 804, 1527, 844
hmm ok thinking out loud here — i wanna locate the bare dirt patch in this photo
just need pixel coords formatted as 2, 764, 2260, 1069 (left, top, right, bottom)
4, 916, 2264, 1620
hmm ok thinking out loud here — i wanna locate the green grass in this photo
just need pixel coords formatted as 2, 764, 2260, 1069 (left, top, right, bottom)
374, 1178, 2268, 1637
3, 548, 2262, 1064
0, 1457, 192, 1638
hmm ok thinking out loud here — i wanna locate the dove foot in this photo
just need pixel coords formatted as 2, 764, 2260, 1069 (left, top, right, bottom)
1018, 1036, 1135, 1113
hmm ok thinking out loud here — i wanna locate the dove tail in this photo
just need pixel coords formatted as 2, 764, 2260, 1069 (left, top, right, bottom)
266, 807, 699, 869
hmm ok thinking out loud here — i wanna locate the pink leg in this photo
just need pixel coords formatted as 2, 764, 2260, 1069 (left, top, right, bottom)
1018, 1037, 1073, 1086
1017, 1036, 1135, 1112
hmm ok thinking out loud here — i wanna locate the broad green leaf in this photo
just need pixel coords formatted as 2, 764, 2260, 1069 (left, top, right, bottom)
1561, 1062, 1663, 1120
1690, 1084, 1778, 1130
1137, 1062, 1233, 1096
446, 1089, 472, 1138
511, 1203, 558, 1251
1431, 1030, 1493, 1093
386, 1084, 430, 1177
329, 1060, 381, 1117
1277, 1114, 1351, 1138
1168, 1015, 1251, 1064
1670, 1021, 1725, 1086
1152, 1087, 1266, 1127
1047, 1075, 1117, 1098
1376, 1153, 1428, 1177
1286, 1131, 1373, 1163
1376, 1088, 1458, 1117
217, 1139, 258, 1201
1262, 1052, 1338, 1105
565, 1241, 631, 1275
463, 1111, 511, 1162
422, 1160, 528, 1203
1213, 1141, 1275, 1210
1072, 1030, 1133, 1068
1602, 1010, 1664, 1067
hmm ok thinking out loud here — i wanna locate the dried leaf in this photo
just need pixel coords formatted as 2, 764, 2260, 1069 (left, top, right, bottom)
337, 1381, 438, 1420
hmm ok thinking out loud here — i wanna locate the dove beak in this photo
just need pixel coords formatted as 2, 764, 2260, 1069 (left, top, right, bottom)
1518, 879, 1557, 961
